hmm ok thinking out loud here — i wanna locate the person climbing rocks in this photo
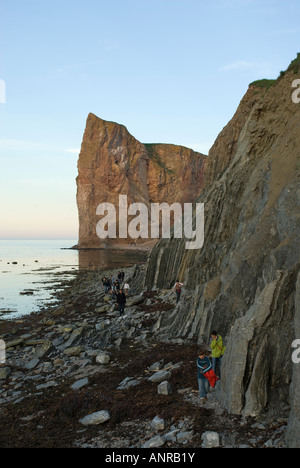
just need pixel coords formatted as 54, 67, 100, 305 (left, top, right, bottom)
116, 288, 126, 316
174, 280, 183, 303
210, 330, 225, 379
197, 348, 212, 404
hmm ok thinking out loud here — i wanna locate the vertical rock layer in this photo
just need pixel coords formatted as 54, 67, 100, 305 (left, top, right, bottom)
144, 61, 300, 445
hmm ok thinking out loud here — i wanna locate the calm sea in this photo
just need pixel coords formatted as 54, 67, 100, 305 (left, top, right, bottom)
0, 239, 148, 320
0, 240, 78, 319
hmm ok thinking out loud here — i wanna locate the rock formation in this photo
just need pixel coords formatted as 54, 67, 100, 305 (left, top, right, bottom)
76, 114, 206, 248
144, 56, 300, 446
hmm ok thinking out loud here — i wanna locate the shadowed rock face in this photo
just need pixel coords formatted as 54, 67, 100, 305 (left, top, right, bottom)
76, 114, 206, 248
144, 64, 300, 446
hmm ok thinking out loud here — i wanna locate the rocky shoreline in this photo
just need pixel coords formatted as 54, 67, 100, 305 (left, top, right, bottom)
0, 263, 288, 448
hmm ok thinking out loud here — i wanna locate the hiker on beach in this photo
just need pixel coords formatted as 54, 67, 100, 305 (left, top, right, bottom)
174, 280, 183, 303
210, 330, 225, 379
123, 281, 130, 296
197, 348, 212, 404
116, 288, 126, 316
103, 277, 110, 294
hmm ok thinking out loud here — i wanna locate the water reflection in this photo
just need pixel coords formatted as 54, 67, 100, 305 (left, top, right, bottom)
78, 248, 149, 271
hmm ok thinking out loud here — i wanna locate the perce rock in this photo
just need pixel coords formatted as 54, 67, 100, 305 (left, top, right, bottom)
76, 113, 206, 248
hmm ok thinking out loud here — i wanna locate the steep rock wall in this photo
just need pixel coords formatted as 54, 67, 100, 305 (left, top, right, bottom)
144, 67, 300, 445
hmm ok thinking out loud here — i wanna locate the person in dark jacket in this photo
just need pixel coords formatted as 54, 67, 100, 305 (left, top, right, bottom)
197, 349, 212, 404
116, 289, 126, 316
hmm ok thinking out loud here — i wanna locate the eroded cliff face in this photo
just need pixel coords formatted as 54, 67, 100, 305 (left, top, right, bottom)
76, 114, 206, 248
144, 65, 300, 445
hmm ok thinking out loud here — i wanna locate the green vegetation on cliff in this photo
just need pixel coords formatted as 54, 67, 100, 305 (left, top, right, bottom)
144, 144, 175, 175
249, 53, 300, 92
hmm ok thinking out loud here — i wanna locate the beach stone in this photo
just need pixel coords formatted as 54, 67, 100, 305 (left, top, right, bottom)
96, 305, 110, 313
64, 327, 84, 348
126, 296, 145, 307
52, 306, 65, 317
64, 346, 83, 357
53, 358, 64, 366
117, 377, 140, 390
6, 339, 24, 349
149, 360, 164, 372
58, 325, 74, 333
24, 358, 40, 370
202, 431, 220, 448
36, 381, 57, 390
142, 435, 165, 448
147, 370, 171, 383
151, 416, 165, 431
163, 429, 179, 442
0, 367, 11, 380
96, 351, 110, 364
177, 431, 194, 444
79, 410, 110, 426
71, 378, 89, 390
115, 337, 123, 348
95, 322, 106, 331
157, 380, 172, 395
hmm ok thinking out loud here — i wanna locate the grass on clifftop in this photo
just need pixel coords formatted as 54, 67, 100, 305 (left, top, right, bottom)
249, 78, 276, 91
249, 53, 300, 91
282, 52, 300, 76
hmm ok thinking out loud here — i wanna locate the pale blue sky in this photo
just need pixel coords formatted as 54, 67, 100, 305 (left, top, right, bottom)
0, 0, 299, 239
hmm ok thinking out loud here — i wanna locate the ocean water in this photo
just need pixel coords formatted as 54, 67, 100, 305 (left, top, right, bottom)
0, 240, 78, 319
0, 240, 149, 320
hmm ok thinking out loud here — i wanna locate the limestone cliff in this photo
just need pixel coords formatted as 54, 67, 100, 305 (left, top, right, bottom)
144, 57, 300, 446
76, 114, 206, 248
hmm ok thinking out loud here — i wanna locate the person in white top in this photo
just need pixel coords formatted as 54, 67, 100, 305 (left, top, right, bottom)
123, 282, 130, 295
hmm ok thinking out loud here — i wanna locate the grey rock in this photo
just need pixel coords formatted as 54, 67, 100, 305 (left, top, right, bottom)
151, 416, 165, 431
79, 410, 110, 426
64, 346, 83, 357
126, 296, 145, 307
162, 429, 179, 442
36, 381, 57, 390
177, 431, 194, 444
64, 327, 84, 348
142, 435, 165, 448
24, 358, 40, 370
202, 431, 220, 448
0, 366, 11, 380
147, 370, 171, 383
71, 378, 89, 390
117, 377, 140, 390
95, 351, 110, 364
149, 360, 164, 372
157, 380, 172, 395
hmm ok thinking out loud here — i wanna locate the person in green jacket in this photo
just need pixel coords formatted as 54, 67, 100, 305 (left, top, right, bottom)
210, 330, 225, 379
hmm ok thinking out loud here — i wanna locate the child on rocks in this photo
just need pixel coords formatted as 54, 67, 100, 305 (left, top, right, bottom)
197, 349, 212, 404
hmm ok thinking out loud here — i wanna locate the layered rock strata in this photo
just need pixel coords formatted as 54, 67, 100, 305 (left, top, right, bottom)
144, 63, 300, 446
76, 114, 206, 248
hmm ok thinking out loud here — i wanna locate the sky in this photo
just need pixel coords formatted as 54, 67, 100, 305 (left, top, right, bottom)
0, 0, 299, 239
